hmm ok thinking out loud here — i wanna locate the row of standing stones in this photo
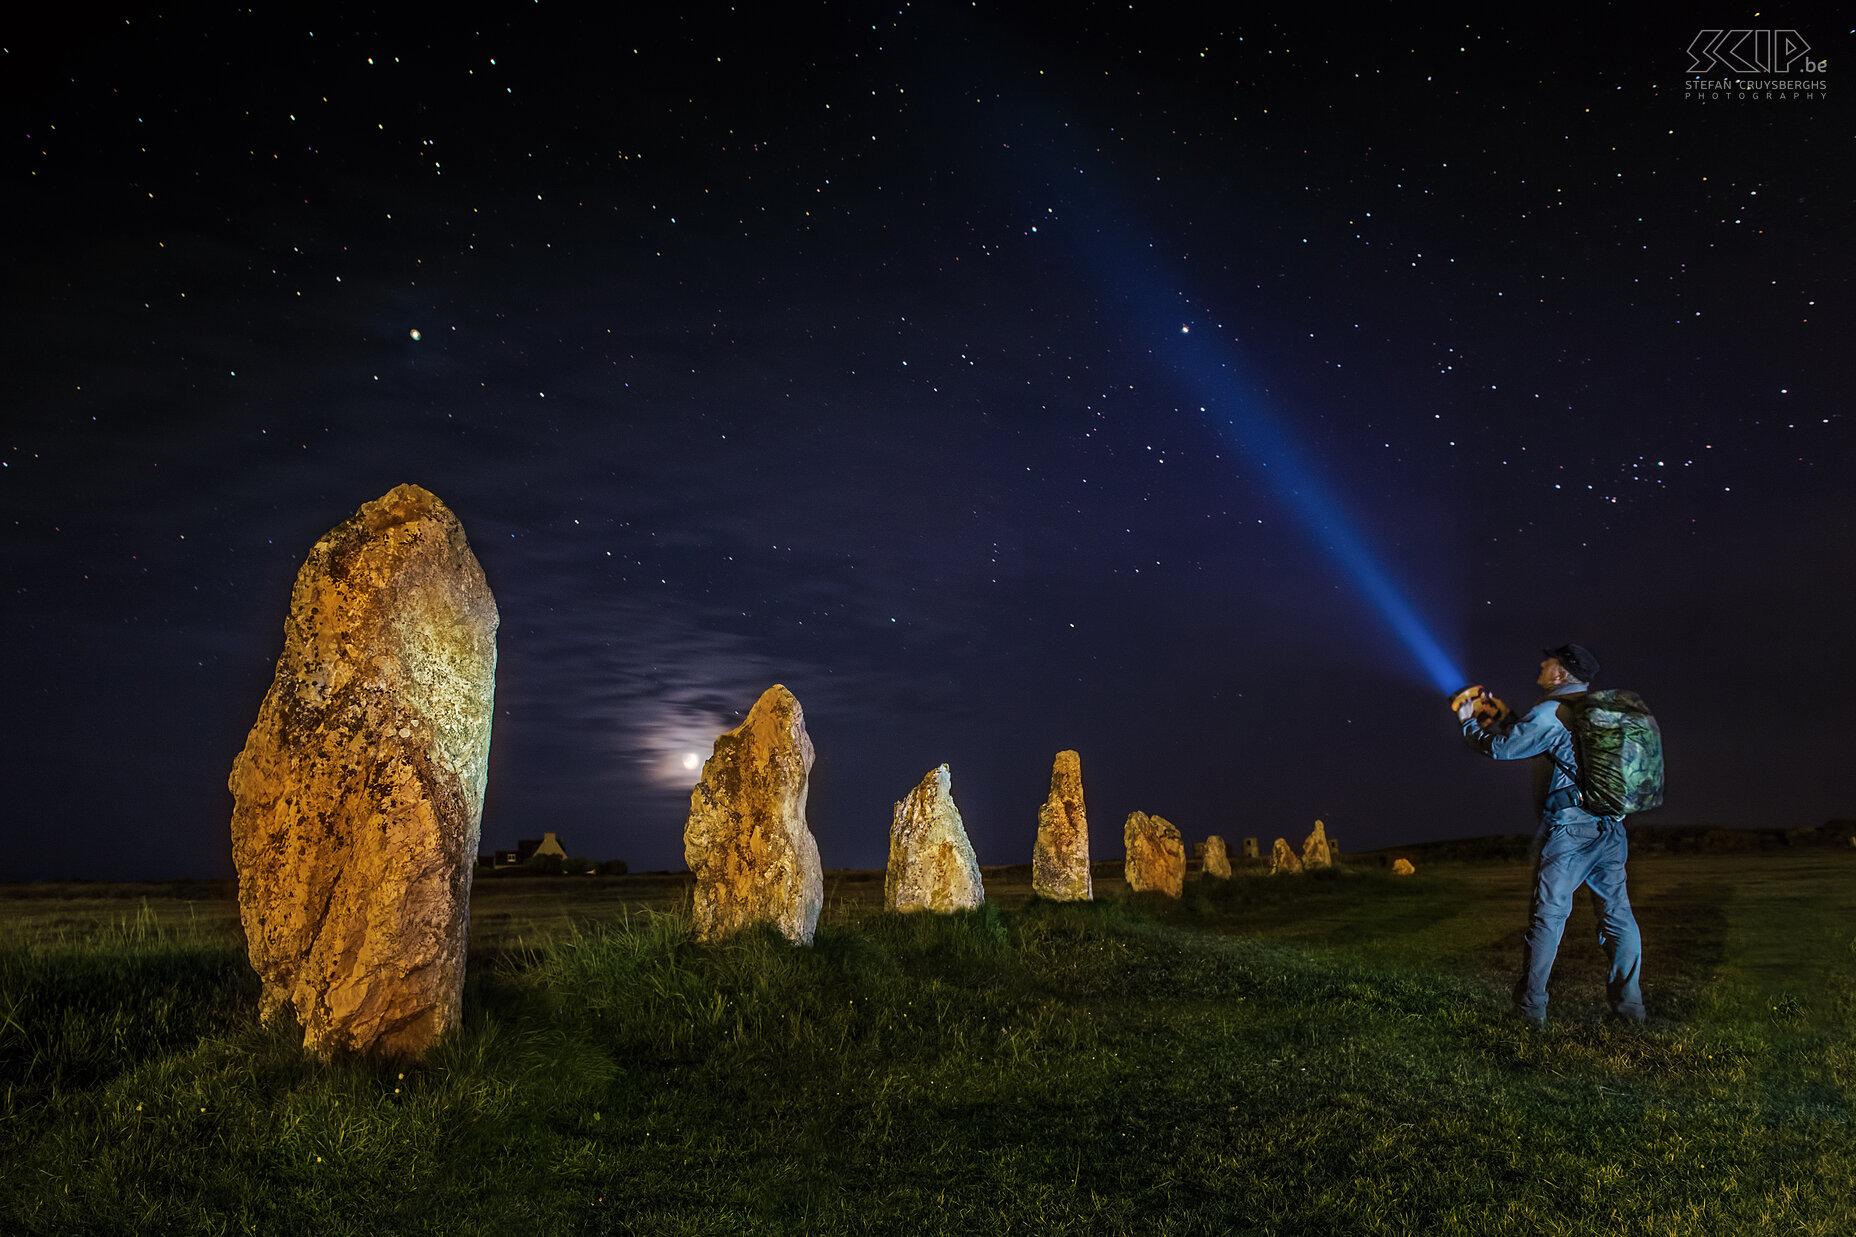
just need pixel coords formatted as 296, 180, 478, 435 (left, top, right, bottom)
226, 486, 1407, 1061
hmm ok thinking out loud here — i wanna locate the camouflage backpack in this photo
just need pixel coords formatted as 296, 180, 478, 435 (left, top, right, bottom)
1552, 690, 1665, 816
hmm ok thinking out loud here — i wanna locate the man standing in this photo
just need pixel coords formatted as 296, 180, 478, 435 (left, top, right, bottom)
1455, 643, 1646, 1028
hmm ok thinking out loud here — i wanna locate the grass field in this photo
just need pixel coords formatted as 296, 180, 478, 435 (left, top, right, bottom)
3, 852, 1853, 1235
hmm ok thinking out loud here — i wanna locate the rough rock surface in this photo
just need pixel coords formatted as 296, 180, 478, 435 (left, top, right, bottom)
1032, 750, 1092, 901
684, 685, 824, 944
886, 765, 985, 913
1202, 835, 1232, 880
228, 484, 499, 1059
1270, 837, 1304, 875
1302, 819, 1334, 870
1392, 858, 1417, 876
1123, 812, 1186, 898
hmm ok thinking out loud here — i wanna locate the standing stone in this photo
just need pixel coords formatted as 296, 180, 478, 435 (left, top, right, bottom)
1302, 819, 1334, 870
886, 764, 985, 913
1391, 858, 1417, 876
684, 685, 824, 944
1032, 750, 1092, 901
1203, 835, 1232, 880
228, 484, 498, 1059
1270, 837, 1304, 875
1123, 812, 1186, 898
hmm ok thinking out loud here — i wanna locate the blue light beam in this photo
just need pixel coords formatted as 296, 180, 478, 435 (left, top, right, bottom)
1018, 134, 1464, 691
1168, 325, 1466, 694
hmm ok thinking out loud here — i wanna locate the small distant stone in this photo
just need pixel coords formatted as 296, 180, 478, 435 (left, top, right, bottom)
1270, 837, 1304, 875
886, 764, 985, 913
1202, 834, 1232, 879
1302, 819, 1334, 870
1033, 750, 1092, 901
1123, 812, 1185, 898
684, 685, 824, 945
1392, 858, 1416, 876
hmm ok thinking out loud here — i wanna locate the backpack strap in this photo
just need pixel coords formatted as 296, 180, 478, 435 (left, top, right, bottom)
1542, 697, 1590, 813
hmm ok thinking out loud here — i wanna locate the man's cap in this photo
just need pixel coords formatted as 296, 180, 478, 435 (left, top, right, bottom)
1542, 643, 1599, 682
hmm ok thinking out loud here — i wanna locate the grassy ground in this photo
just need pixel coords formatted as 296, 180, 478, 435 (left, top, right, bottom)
2, 852, 1853, 1235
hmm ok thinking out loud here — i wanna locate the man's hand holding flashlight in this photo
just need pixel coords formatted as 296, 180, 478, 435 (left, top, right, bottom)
1450, 685, 1510, 727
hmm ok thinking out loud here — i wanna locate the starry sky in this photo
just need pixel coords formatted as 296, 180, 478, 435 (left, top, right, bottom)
6, 7, 1850, 882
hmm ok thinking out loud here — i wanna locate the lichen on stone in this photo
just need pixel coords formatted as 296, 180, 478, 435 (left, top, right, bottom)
228, 484, 497, 1059
886, 765, 984, 913
684, 684, 823, 945
1032, 750, 1092, 901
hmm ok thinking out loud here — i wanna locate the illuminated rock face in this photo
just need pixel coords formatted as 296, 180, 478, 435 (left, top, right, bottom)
228, 484, 498, 1059
684, 685, 823, 944
1392, 858, 1417, 876
1123, 812, 1185, 898
1032, 750, 1092, 901
1301, 819, 1334, 870
1270, 837, 1304, 875
886, 764, 984, 913
1202, 835, 1232, 880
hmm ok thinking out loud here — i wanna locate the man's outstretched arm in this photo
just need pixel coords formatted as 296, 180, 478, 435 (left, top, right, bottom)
1462, 702, 1563, 762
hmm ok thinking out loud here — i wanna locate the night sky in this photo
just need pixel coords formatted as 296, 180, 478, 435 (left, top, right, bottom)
6, 7, 1850, 882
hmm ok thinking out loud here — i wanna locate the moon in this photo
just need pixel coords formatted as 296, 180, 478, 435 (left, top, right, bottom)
682, 753, 701, 771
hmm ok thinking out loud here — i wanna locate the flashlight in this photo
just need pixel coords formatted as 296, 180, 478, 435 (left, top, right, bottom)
1449, 684, 1511, 728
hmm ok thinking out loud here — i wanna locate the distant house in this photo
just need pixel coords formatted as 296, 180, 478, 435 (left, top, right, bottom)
493, 832, 568, 869
520, 833, 568, 862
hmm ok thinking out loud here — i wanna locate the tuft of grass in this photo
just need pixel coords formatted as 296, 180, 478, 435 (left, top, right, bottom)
0, 909, 256, 1102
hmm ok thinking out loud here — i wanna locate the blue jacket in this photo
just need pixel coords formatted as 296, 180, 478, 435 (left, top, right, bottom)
1462, 684, 1587, 816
